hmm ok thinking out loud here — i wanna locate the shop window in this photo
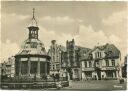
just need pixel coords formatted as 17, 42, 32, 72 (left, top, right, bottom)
85, 71, 92, 77
106, 71, 113, 77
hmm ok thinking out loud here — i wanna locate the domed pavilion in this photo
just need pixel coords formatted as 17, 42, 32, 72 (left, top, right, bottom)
14, 9, 50, 78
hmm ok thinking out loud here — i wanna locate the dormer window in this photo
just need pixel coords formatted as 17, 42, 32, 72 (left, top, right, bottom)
31, 42, 37, 48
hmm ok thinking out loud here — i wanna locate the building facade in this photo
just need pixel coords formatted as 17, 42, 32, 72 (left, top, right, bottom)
0, 57, 15, 77
48, 40, 66, 76
81, 43, 121, 80
122, 55, 127, 78
63, 39, 90, 80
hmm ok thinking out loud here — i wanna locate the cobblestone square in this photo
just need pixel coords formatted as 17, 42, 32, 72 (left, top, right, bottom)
63, 80, 127, 90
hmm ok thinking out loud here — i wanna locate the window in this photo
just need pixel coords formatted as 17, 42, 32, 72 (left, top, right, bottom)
89, 61, 92, 67
85, 61, 87, 68
97, 52, 102, 58
97, 52, 100, 58
21, 58, 28, 61
40, 58, 46, 62
40, 62, 45, 74
53, 65, 55, 70
56, 64, 60, 70
106, 60, 109, 66
21, 61, 28, 75
95, 52, 100, 58
95, 61, 99, 67
111, 60, 115, 66
74, 69, 78, 76
30, 61, 37, 74
95, 53, 97, 58
30, 57, 38, 61
100, 52, 102, 58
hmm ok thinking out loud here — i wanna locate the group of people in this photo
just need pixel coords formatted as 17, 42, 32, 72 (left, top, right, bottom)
40, 73, 60, 82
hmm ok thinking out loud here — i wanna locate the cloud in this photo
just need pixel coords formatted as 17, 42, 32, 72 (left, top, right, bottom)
1, 10, 126, 64
102, 10, 127, 63
102, 10, 127, 26
39, 24, 121, 50
39, 26, 73, 50
0, 39, 20, 63
75, 25, 121, 48
40, 16, 83, 34
42, 16, 75, 24
0, 18, 125, 64
38, 24, 125, 64
3, 13, 30, 21
76, 25, 125, 64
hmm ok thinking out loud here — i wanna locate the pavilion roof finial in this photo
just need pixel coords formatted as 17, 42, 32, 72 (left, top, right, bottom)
32, 8, 35, 19
31, 8, 38, 26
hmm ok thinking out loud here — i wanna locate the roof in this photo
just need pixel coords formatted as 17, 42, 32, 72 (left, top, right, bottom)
16, 38, 46, 56
103, 43, 120, 58
81, 43, 120, 60
75, 46, 91, 51
58, 45, 66, 52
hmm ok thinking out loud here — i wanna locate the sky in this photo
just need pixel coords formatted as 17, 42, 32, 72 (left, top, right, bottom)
1, 1, 127, 64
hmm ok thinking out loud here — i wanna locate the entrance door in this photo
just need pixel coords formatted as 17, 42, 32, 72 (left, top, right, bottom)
96, 68, 101, 80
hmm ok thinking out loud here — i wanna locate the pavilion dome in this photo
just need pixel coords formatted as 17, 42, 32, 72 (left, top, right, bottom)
17, 38, 46, 55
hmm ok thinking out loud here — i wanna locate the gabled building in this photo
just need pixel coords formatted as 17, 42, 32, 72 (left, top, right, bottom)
81, 43, 121, 80
48, 40, 66, 75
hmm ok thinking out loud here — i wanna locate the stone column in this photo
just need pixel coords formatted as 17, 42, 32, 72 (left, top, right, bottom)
28, 57, 31, 76
19, 58, 22, 76
37, 58, 40, 77
45, 62, 47, 75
